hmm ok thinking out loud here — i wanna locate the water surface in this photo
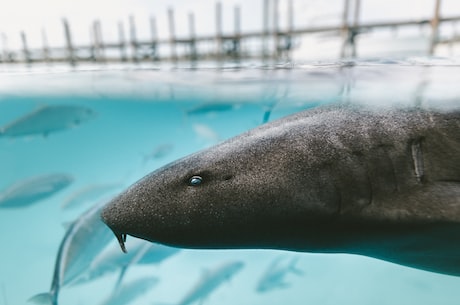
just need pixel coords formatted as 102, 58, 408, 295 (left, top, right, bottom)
1, 59, 460, 305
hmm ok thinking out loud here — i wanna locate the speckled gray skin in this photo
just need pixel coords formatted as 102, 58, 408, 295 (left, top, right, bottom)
101, 106, 460, 276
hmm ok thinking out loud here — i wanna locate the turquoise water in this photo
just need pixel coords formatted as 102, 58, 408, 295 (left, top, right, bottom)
1, 60, 460, 305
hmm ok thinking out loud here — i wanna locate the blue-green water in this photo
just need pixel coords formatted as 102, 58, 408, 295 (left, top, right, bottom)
1, 60, 460, 305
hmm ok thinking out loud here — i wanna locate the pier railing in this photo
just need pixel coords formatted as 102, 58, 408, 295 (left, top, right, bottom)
1, 0, 459, 66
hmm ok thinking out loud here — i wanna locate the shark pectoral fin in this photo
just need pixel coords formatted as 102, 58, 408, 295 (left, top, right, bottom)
383, 182, 460, 222
367, 181, 460, 276
376, 252, 460, 277
27, 292, 53, 305
422, 182, 460, 220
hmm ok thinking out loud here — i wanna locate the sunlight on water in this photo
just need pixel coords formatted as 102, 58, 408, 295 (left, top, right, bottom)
1, 58, 460, 305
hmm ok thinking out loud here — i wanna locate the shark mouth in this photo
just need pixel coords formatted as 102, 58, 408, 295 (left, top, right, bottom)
114, 231, 128, 253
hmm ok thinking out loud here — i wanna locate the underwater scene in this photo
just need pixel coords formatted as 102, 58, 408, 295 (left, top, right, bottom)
1, 59, 460, 305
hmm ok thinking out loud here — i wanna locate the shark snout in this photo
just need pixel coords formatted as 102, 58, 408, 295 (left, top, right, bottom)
100, 200, 129, 253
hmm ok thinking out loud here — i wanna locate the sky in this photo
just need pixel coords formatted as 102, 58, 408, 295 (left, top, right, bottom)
1, 0, 460, 52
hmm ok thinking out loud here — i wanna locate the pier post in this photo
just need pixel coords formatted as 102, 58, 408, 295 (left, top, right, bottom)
262, 0, 269, 59
189, 12, 197, 60
233, 5, 241, 58
129, 15, 138, 62
285, 0, 294, 59
273, 0, 279, 58
1, 33, 9, 63
41, 28, 50, 62
62, 18, 75, 66
430, 0, 442, 55
150, 16, 158, 60
351, 0, 361, 57
168, 8, 177, 61
118, 21, 127, 62
92, 21, 98, 61
340, 0, 350, 58
21, 31, 31, 64
340, 0, 360, 58
89, 24, 95, 60
215, 2, 223, 60
93, 20, 105, 62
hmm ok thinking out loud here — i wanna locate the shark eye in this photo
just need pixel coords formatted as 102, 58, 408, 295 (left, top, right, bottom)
189, 176, 203, 186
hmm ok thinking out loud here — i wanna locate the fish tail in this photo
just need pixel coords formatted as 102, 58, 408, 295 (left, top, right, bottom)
289, 257, 304, 276
114, 265, 129, 290
27, 292, 56, 305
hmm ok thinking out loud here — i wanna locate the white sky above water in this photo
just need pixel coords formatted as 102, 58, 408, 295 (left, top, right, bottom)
1, 0, 460, 51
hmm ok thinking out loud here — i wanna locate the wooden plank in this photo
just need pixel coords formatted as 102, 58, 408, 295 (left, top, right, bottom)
111, 14, 460, 45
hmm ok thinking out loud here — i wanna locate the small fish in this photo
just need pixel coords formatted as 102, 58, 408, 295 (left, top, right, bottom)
142, 144, 174, 164
0, 174, 73, 208
186, 103, 234, 116
0, 105, 95, 138
177, 260, 244, 305
256, 256, 304, 293
61, 183, 122, 210
72, 239, 179, 286
28, 199, 114, 305
99, 277, 159, 305
192, 124, 219, 144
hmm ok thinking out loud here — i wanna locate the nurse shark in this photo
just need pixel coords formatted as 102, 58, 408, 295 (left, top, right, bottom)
101, 105, 460, 276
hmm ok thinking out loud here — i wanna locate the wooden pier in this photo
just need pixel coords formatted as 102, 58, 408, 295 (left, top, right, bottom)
1, 0, 460, 66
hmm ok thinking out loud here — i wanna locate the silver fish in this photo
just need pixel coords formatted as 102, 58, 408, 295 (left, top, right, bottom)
142, 143, 174, 164
256, 256, 304, 293
0, 174, 73, 208
186, 103, 234, 116
72, 238, 179, 286
0, 105, 95, 138
177, 260, 244, 305
99, 277, 159, 305
28, 199, 114, 305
